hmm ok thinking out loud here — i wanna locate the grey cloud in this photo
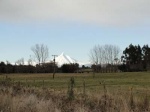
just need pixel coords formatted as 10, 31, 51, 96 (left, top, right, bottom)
0, 0, 150, 26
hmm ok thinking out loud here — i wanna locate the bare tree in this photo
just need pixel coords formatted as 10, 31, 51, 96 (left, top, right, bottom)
28, 55, 33, 65
16, 58, 24, 65
89, 45, 99, 65
89, 44, 121, 65
31, 44, 49, 65
113, 45, 121, 63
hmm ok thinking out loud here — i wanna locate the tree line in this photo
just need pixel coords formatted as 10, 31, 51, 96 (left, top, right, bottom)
0, 62, 80, 73
90, 44, 150, 72
0, 62, 55, 73
1, 43, 150, 73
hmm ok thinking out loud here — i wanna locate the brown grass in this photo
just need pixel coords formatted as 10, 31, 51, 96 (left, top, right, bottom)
0, 83, 150, 112
1, 73, 150, 112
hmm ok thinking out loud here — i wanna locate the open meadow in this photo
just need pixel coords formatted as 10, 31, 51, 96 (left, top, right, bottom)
0, 72, 150, 112
1, 72, 150, 94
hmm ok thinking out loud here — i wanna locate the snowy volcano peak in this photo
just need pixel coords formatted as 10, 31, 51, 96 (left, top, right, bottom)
54, 53, 78, 67
53, 52, 91, 67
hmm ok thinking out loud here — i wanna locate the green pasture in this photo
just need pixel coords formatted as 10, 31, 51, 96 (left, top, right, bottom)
0, 72, 150, 96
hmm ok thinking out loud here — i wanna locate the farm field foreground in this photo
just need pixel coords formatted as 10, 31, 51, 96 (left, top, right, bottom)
1, 72, 150, 94
0, 72, 150, 112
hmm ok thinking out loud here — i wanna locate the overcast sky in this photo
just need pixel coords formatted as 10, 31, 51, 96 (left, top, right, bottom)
0, 0, 150, 63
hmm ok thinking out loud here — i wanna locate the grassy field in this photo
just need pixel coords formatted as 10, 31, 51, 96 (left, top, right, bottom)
0, 72, 150, 95
1, 72, 150, 112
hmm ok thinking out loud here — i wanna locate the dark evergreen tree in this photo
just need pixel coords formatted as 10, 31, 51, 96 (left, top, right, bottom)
61, 63, 79, 73
121, 44, 149, 71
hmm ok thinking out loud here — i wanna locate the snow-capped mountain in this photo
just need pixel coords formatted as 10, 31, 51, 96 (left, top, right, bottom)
54, 52, 91, 67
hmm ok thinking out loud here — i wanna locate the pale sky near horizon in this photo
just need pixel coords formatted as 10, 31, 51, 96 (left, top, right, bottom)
0, 0, 150, 63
